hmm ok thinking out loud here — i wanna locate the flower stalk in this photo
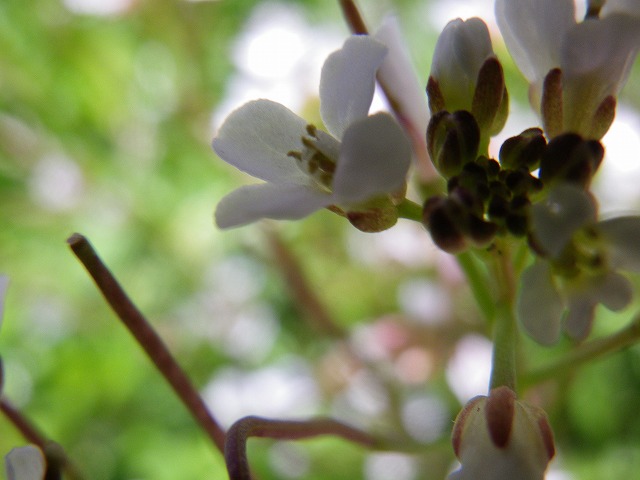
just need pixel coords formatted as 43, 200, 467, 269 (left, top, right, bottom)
67, 234, 227, 454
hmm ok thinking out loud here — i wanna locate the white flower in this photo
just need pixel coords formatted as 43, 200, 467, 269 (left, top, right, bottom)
430, 17, 494, 113
213, 36, 412, 229
518, 184, 640, 344
5, 446, 45, 480
449, 386, 555, 480
495, 0, 640, 138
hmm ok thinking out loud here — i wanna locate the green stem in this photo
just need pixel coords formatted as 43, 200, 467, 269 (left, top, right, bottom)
397, 198, 423, 222
488, 241, 517, 392
456, 251, 495, 324
521, 313, 640, 388
489, 302, 517, 391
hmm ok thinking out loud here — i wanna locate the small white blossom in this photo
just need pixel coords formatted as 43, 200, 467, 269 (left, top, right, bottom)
5, 446, 45, 480
519, 184, 640, 344
449, 387, 555, 480
496, 0, 640, 138
213, 36, 411, 229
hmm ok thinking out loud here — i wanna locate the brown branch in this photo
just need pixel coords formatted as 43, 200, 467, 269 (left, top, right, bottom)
264, 228, 346, 338
338, 0, 434, 179
225, 416, 379, 480
338, 0, 368, 34
0, 396, 84, 480
67, 233, 226, 454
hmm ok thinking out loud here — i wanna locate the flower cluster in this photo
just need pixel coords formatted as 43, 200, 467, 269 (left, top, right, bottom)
209, 0, 640, 478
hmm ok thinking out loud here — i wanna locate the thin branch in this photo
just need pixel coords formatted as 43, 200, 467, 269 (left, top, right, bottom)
521, 313, 640, 388
225, 415, 379, 480
0, 396, 84, 480
67, 233, 226, 454
338, 0, 368, 34
264, 228, 346, 338
338, 0, 433, 178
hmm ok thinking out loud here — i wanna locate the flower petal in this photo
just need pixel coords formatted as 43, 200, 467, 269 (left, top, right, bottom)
531, 184, 596, 258
332, 112, 411, 204
5, 446, 45, 480
431, 18, 493, 112
495, 0, 574, 82
212, 99, 309, 184
597, 216, 640, 272
596, 272, 633, 311
375, 16, 430, 146
564, 297, 596, 341
561, 14, 640, 134
517, 262, 564, 345
320, 36, 387, 139
215, 183, 330, 229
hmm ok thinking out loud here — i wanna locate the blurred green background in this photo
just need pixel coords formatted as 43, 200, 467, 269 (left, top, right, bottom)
1, 0, 640, 478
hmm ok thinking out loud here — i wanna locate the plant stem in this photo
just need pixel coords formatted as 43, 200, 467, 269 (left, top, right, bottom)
0, 396, 84, 480
396, 198, 423, 222
67, 233, 226, 454
225, 416, 379, 480
522, 313, 640, 387
264, 228, 346, 338
488, 241, 517, 392
337, 0, 433, 175
456, 251, 495, 324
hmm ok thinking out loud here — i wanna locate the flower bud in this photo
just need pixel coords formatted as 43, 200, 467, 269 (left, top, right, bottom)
499, 128, 546, 171
429, 18, 494, 115
427, 110, 480, 178
346, 197, 399, 233
539, 133, 604, 188
449, 386, 555, 480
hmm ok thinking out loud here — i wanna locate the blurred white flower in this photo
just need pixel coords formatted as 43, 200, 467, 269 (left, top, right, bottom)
5, 446, 45, 480
519, 184, 640, 343
213, 36, 411, 229
495, 0, 640, 138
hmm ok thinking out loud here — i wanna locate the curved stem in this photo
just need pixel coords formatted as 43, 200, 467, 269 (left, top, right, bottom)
67, 234, 226, 454
521, 313, 640, 388
225, 416, 379, 480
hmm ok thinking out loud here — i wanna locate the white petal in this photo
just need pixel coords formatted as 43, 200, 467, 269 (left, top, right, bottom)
564, 297, 596, 341
431, 18, 493, 111
531, 184, 596, 258
5, 446, 45, 480
215, 183, 330, 229
212, 99, 309, 184
320, 36, 387, 139
495, 0, 574, 82
375, 16, 429, 142
332, 113, 411, 204
596, 272, 633, 311
562, 14, 640, 131
517, 262, 564, 345
598, 216, 640, 272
